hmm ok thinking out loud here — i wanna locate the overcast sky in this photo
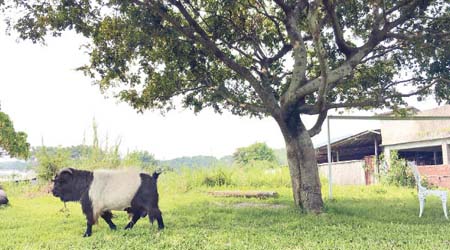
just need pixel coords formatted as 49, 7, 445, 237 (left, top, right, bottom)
0, 28, 441, 160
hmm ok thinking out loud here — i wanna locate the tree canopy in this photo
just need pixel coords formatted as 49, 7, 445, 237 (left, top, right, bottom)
2, 0, 448, 119
0, 111, 30, 159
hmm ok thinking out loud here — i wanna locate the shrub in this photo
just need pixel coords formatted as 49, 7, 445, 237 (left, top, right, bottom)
202, 169, 231, 187
382, 151, 415, 188
35, 146, 70, 181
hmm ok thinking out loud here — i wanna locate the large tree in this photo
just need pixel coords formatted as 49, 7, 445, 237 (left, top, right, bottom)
2, 0, 448, 212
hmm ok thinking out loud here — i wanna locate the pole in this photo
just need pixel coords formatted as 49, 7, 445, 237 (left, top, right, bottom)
374, 136, 379, 183
327, 116, 332, 199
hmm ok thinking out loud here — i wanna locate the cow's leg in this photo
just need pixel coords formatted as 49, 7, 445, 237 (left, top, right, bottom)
148, 208, 164, 230
81, 194, 95, 237
124, 213, 142, 230
101, 211, 117, 230
124, 208, 143, 230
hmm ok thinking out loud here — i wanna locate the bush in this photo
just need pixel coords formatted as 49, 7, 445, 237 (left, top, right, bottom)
202, 169, 232, 187
382, 151, 416, 188
35, 146, 70, 181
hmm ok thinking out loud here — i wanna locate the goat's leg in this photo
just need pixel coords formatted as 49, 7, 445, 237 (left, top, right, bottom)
101, 211, 117, 230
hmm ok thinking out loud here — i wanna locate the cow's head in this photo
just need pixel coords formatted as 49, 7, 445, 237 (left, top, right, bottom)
52, 168, 77, 202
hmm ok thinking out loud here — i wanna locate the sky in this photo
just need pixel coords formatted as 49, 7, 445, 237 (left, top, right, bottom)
0, 28, 441, 160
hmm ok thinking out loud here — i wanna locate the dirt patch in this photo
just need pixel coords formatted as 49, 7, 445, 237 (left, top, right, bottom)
208, 190, 279, 199
233, 202, 288, 209
213, 201, 288, 209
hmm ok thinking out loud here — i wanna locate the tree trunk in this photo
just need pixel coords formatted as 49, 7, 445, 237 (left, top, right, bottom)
275, 112, 323, 213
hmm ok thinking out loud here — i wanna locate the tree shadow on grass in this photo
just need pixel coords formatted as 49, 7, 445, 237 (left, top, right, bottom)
162, 190, 450, 234
325, 195, 449, 225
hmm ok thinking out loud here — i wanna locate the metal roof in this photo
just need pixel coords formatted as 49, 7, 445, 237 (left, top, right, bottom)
315, 129, 381, 163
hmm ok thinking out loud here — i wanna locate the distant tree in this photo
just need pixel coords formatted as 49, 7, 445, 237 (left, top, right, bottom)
219, 155, 234, 166
273, 148, 288, 166
32, 145, 91, 160
35, 145, 70, 181
159, 155, 219, 168
0, 111, 30, 159
122, 150, 158, 170
3, 0, 448, 212
233, 142, 276, 165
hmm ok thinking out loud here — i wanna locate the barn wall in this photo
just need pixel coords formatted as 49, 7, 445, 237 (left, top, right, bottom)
381, 105, 450, 146
319, 160, 366, 185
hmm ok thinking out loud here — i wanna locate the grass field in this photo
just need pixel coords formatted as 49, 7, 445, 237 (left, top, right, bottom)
1, 169, 450, 250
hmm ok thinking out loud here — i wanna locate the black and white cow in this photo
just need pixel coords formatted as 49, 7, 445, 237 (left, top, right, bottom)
0, 185, 8, 206
52, 168, 164, 237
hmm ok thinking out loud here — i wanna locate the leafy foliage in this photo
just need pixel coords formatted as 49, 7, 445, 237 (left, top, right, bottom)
0, 111, 30, 159
122, 150, 157, 170
201, 168, 232, 187
3, 1, 448, 116
382, 151, 416, 188
233, 142, 276, 165
35, 146, 70, 181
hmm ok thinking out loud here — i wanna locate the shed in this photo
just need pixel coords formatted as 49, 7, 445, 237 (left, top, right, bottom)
315, 129, 381, 185
315, 129, 381, 164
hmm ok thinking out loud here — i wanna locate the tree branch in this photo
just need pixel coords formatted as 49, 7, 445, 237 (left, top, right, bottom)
169, 0, 281, 113
266, 43, 292, 65
134, 0, 281, 115
284, 0, 428, 108
273, 0, 290, 14
308, 0, 329, 112
361, 45, 402, 63
389, 81, 436, 98
323, 0, 356, 57
280, 1, 309, 107
308, 110, 328, 137
253, 0, 287, 43
298, 98, 386, 115
215, 84, 269, 115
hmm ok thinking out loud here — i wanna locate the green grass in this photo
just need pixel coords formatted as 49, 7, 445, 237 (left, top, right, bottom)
2, 172, 450, 249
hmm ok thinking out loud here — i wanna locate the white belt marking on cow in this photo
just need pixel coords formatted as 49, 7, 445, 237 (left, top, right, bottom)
88, 169, 142, 221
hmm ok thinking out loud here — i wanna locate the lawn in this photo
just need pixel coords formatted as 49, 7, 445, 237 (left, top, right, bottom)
1, 174, 450, 250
